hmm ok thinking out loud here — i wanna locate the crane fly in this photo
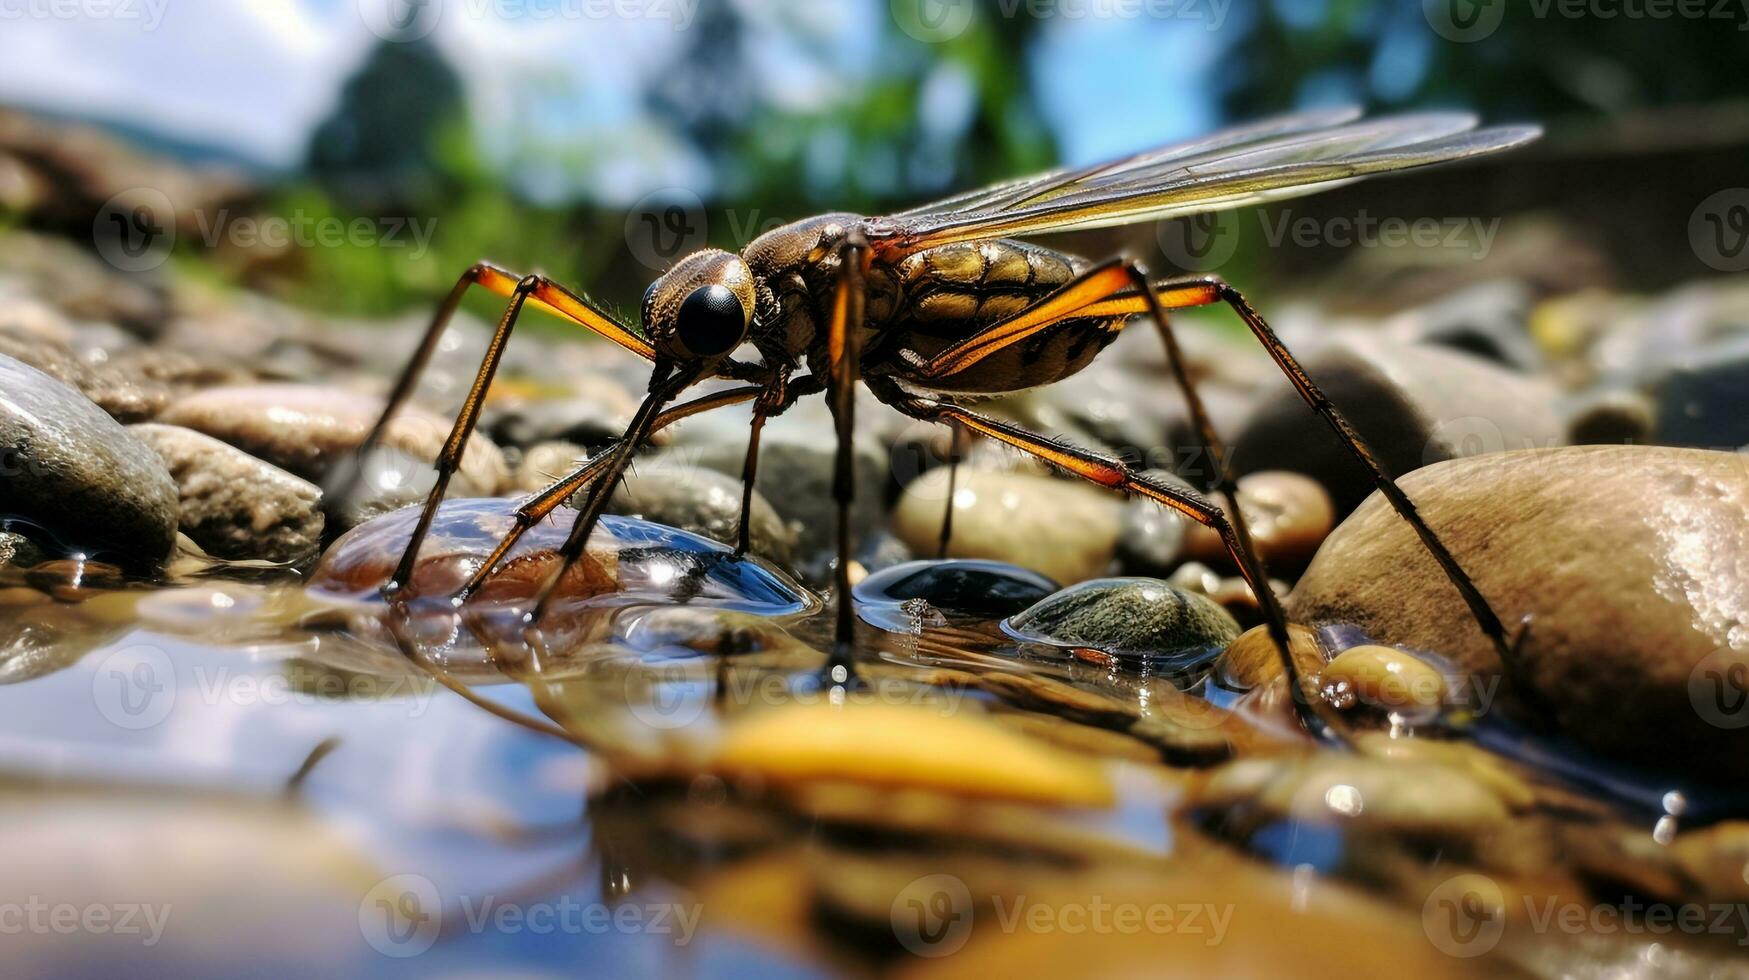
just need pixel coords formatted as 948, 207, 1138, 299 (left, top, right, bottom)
344, 107, 1541, 732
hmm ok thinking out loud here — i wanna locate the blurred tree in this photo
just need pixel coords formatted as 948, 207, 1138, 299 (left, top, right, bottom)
644, 0, 1055, 223
306, 38, 468, 209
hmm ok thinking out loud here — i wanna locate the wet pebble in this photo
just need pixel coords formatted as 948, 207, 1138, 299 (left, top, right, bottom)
1167, 561, 1285, 628
483, 377, 641, 450
1232, 335, 1563, 513
854, 558, 1058, 622
892, 467, 1120, 585
508, 440, 588, 493
157, 383, 509, 491
1319, 643, 1448, 718
1181, 470, 1336, 573
1387, 279, 1543, 372
1006, 577, 1240, 668
308, 498, 810, 623
1197, 753, 1513, 837
1652, 334, 1749, 449
0, 328, 171, 422
0, 354, 177, 573
692, 424, 886, 577
1564, 387, 1655, 445
1115, 468, 1193, 575
130, 423, 324, 565
714, 702, 1114, 808
1214, 623, 1323, 691
605, 460, 797, 568
1291, 445, 1749, 781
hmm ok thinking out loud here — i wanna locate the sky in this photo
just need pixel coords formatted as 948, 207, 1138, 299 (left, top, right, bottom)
0, 0, 1221, 200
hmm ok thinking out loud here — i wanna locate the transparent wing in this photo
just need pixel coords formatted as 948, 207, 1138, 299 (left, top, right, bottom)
875, 111, 1540, 252
890, 105, 1367, 221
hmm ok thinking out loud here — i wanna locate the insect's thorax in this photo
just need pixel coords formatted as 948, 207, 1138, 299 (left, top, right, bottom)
740, 215, 1090, 383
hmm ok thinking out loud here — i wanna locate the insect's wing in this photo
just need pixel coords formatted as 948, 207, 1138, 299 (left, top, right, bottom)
891, 104, 1366, 222
876, 112, 1540, 252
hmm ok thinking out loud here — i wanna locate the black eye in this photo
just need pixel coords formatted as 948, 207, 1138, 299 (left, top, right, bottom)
673, 284, 747, 358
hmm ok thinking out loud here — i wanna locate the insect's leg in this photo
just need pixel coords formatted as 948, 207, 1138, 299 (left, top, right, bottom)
936, 421, 965, 559
336, 263, 658, 510
452, 385, 763, 602
918, 258, 1131, 379
892, 395, 1340, 736
731, 369, 792, 557
1140, 274, 1517, 676
522, 361, 708, 625
825, 235, 870, 677
734, 409, 768, 558
384, 275, 544, 594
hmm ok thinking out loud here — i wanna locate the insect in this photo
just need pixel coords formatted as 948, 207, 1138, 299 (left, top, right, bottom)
345, 107, 1540, 729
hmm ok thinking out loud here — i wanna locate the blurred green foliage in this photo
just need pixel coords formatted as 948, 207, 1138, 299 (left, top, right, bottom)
1222, 0, 1749, 121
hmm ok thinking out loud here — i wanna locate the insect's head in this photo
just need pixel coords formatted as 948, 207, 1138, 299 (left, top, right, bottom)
641, 249, 755, 363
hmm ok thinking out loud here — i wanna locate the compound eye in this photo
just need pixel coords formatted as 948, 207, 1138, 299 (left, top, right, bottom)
673, 284, 747, 358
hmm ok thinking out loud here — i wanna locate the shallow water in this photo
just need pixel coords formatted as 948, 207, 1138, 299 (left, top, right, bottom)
0, 501, 1744, 977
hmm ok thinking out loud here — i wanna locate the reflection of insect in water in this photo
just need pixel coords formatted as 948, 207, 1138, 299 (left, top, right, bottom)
338, 107, 1540, 731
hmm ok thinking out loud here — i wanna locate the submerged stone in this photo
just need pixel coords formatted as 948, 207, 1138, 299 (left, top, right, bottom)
854, 559, 1058, 622
1006, 577, 1241, 668
714, 702, 1114, 808
308, 497, 812, 620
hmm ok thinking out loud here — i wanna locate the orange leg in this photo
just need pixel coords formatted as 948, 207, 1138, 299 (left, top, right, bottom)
880, 389, 1340, 734
825, 234, 871, 675
916, 259, 1518, 682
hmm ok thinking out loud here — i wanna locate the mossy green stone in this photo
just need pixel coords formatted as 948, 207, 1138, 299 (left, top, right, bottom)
1007, 577, 1241, 658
